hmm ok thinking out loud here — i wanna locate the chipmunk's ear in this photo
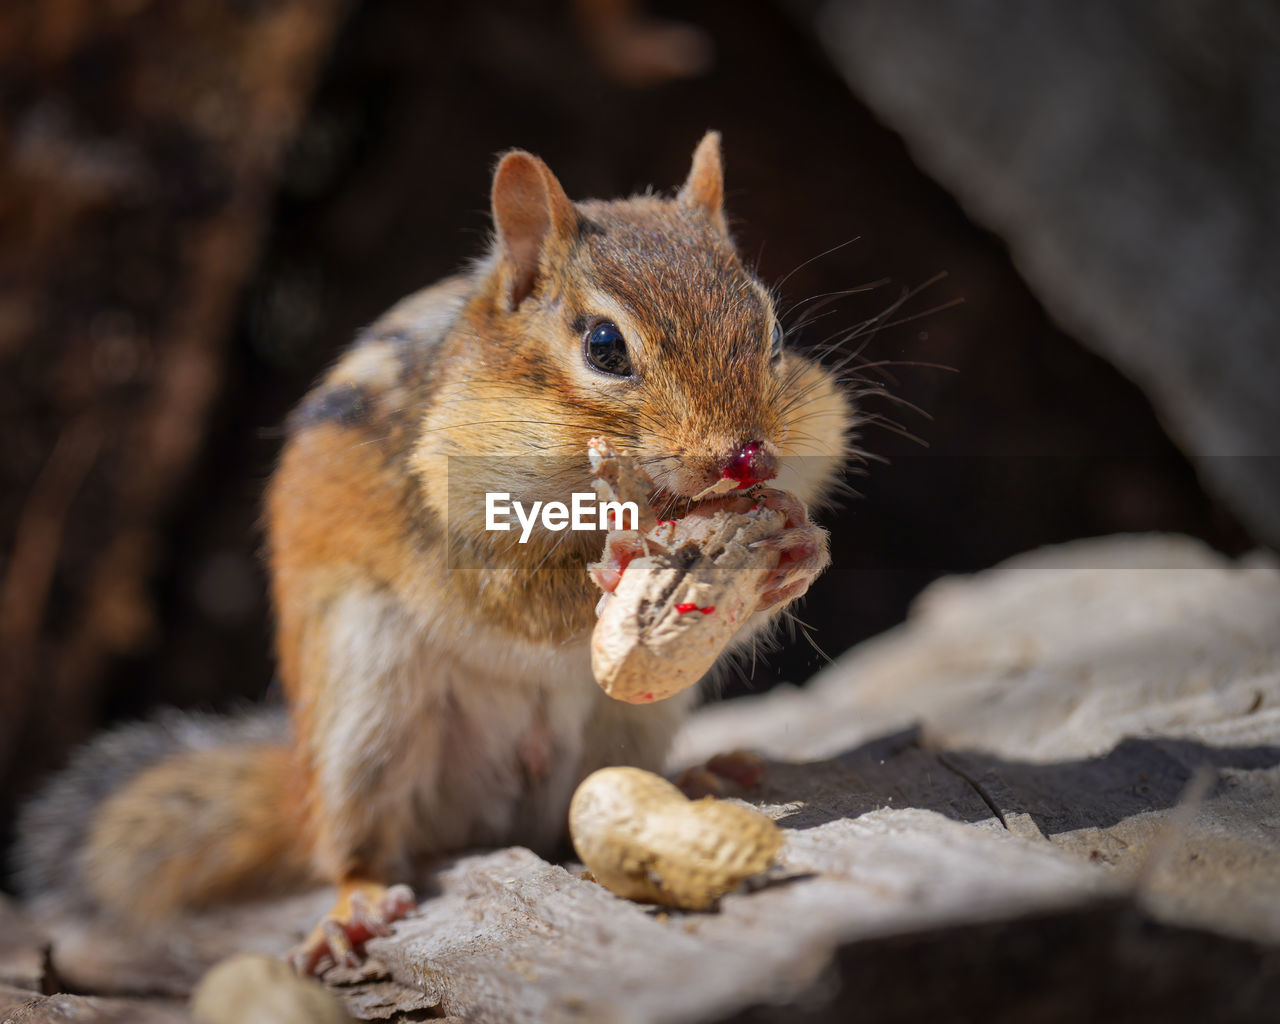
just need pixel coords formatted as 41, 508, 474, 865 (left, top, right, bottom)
678, 131, 726, 233
491, 150, 579, 308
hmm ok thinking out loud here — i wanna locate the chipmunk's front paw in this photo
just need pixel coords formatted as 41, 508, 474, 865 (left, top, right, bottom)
588, 531, 646, 596
291, 882, 416, 976
750, 492, 829, 612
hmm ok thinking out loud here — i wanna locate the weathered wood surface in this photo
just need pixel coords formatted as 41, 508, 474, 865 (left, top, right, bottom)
6, 535, 1279, 1022
0, 985, 188, 1024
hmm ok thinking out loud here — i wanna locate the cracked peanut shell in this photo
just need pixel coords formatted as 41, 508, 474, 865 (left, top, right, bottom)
587, 438, 786, 704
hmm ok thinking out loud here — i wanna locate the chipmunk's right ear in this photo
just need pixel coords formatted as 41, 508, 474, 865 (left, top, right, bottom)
678, 131, 727, 234
491, 151, 579, 308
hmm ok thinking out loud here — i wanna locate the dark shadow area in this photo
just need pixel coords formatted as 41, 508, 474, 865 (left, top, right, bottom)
761, 730, 1280, 837
940, 737, 1280, 839
720, 898, 1280, 1024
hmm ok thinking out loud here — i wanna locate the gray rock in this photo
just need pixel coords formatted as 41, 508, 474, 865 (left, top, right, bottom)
19, 536, 1280, 1020
793, 0, 1280, 545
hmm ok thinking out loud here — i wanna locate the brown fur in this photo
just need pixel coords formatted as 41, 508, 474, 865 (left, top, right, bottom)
16, 134, 853, 941
83, 743, 311, 921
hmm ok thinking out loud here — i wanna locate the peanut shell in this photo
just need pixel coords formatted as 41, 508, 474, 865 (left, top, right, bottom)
192, 953, 352, 1024
586, 439, 787, 704
569, 766, 783, 910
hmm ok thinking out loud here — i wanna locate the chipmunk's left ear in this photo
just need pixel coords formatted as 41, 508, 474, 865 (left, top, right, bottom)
678, 131, 726, 233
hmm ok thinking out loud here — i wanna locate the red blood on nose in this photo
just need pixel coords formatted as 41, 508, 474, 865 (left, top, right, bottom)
721, 440, 776, 489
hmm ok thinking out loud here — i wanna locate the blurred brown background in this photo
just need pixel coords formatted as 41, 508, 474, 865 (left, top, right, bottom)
0, 0, 1262, 868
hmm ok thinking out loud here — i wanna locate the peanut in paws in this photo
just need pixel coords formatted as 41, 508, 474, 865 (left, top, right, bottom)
587, 438, 820, 704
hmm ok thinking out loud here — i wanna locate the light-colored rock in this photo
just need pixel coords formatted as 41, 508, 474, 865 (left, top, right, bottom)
679, 535, 1280, 948
22, 535, 1280, 1020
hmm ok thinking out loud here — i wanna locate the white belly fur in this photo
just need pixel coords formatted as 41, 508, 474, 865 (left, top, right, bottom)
307, 584, 690, 879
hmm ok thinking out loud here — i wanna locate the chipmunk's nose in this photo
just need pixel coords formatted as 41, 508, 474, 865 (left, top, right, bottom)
721, 440, 776, 489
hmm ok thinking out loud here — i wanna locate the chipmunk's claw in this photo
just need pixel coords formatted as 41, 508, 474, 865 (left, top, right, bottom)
752, 522, 829, 612
746, 487, 830, 610
752, 489, 810, 530
589, 532, 646, 597
291, 882, 417, 976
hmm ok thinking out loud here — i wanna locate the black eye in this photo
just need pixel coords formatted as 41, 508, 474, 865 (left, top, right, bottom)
584, 320, 633, 377
770, 322, 785, 361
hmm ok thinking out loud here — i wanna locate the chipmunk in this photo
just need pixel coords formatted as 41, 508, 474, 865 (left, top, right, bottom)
13, 132, 853, 974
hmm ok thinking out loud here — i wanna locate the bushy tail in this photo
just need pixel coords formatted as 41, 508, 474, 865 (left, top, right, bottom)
13, 709, 316, 923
